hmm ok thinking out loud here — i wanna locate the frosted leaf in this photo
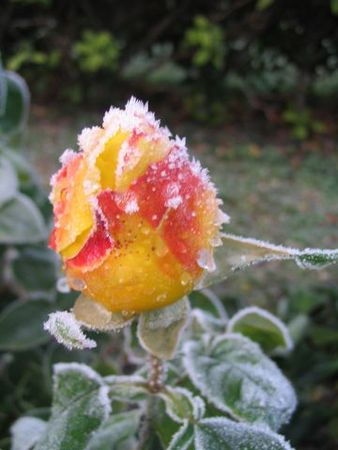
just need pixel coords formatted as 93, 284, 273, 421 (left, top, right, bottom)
199, 232, 338, 289
190, 309, 226, 335
11, 417, 47, 450
105, 374, 148, 402
137, 297, 190, 359
182, 333, 297, 431
189, 290, 227, 335
168, 421, 194, 450
194, 417, 294, 450
159, 386, 205, 423
0, 155, 18, 207
190, 289, 227, 320
227, 307, 293, 355
73, 294, 134, 330
44, 311, 97, 350
34, 363, 111, 450
85, 410, 141, 450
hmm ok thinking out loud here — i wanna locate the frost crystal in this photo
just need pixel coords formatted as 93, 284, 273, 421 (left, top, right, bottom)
124, 198, 139, 213
44, 311, 97, 350
54, 362, 102, 383
59, 149, 77, 165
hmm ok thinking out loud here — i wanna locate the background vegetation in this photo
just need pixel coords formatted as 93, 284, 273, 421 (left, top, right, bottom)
1, 1, 338, 449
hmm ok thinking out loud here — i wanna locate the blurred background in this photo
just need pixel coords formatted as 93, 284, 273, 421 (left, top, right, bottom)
1, 1, 338, 449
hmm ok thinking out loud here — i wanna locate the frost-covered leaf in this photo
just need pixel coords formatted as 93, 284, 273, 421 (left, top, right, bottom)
11, 416, 47, 450
137, 297, 190, 359
0, 69, 30, 137
0, 155, 18, 206
0, 298, 53, 351
105, 374, 149, 402
190, 289, 227, 320
0, 193, 46, 244
168, 421, 194, 450
44, 311, 97, 350
85, 410, 140, 450
189, 289, 227, 334
200, 233, 338, 289
34, 363, 111, 450
227, 307, 293, 354
159, 387, 205, 423
183, 334, 296, 430
73, 294, 134, 330
194, 417, 294, 450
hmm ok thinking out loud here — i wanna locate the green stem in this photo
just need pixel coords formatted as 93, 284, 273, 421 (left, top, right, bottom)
137, 354, 164, 449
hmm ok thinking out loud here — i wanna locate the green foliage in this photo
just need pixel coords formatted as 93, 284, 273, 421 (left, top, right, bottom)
122, 44, 186, 87
34, 363, 111, 450
0, 298, 53, 351
330, 0, 338, 15
137, 297, 190, 359
7, 42, 60, 73
182, 334, 296, 430
256, 0, 276, 10
227, 306, 293, 354
73, 31, 120, 74
194, 418, 293, 450
282, 106, 326, 140
183, 16, 225, 70
0, 67, 30, 138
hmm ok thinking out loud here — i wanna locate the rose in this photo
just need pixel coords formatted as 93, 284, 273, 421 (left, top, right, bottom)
49, 97, 227, 314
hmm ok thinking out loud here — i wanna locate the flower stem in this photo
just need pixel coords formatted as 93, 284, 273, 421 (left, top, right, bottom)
137, 354, 164, 449
148, 353, 163, 393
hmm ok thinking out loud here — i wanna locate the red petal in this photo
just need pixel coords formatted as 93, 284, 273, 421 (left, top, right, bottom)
66, 211, 113, 271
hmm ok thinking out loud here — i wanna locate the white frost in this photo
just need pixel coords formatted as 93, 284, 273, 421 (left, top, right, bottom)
59, 149, 77, 165
44, 311, 97, 350
54, 362, 102, 384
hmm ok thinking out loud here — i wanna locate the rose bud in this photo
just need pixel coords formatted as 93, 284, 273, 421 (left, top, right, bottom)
49, 97, 227, 315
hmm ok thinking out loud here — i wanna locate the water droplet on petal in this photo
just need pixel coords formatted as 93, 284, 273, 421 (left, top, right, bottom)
180, 272, 191, 286
197, 249, 216, 272
156, 293, 168, 303
68, 277, 86, 291
155, 240, 169, 257
141, 226, 150, 235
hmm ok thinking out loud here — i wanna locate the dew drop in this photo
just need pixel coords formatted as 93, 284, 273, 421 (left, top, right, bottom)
156, 293, 168, 303
180, 272, 191, 286
68, 277, 86, 291
56, 277, 71, 293
197, 249, 216, 272
155, 240, 169, 257
141, 226, 150, 235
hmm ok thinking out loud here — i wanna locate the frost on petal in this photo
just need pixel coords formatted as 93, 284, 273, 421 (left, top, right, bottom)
59, 149, 78, 166
78, 126, 103, 153
44, 311, 96, 350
